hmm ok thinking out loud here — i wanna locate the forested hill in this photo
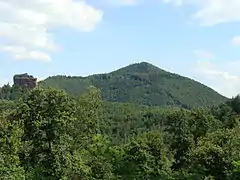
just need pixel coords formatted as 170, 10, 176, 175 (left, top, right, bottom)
0, 63, 239, 179
39, 62, 227, 108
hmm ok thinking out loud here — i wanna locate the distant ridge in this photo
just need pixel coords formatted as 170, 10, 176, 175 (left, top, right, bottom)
40, 62, 227, 108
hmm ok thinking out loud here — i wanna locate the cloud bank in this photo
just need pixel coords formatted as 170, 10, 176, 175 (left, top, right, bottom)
0, 0, 103, 62
195, 60, 240, 98
163, 0, 240, 26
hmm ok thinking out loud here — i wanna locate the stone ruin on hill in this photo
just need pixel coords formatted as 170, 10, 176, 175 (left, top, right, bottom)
13, 73, 37, 89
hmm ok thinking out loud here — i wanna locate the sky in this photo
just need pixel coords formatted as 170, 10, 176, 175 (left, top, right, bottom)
1, 0, 240, 98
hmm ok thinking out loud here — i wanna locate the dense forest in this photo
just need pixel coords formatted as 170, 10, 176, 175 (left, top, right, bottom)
39, 62, 227, 108
0, 84, 239, 179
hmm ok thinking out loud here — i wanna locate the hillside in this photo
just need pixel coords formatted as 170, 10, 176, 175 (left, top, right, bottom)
39, 62, 227, 108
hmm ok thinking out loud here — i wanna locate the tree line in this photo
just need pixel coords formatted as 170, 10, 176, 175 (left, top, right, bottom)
0, 86, 239, 179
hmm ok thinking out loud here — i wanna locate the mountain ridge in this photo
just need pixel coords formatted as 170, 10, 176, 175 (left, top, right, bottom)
39, 61, 227, 108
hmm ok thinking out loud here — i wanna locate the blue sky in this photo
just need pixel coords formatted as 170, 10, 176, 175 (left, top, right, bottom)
1, 0, 240, 97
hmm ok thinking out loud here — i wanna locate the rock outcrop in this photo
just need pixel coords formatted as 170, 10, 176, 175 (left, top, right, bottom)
13, 73, 37, 89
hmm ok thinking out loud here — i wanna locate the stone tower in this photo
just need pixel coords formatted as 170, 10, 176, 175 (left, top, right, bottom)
13, 73, 37, 89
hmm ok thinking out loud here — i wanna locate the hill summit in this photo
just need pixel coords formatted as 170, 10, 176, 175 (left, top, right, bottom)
40, 62, 227, 108
111, 62, 163, 74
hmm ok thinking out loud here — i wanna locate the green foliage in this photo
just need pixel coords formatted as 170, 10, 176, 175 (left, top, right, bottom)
0, 110, 25, 179
83, 134, 115, 179
0, 85, 28, 101
15, 88, 76, 179
0, 84, 12, 100
39, 76, 92, 98
189, 109, 222, 142
0, 82, 239, 179
164, 109, 195, 170
118, 131, 173, 179
0, 100, 16, 113
71, 86, 102, 151
189, 128, 240, 179
211, 102, 240, 128
229, 161, 240, 179
227, 95, 240, 114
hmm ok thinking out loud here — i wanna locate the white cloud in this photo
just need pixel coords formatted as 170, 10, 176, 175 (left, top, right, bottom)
0, 45, 51, 62
193, 0, 240, 26
193, 50, 215, 59
194, 60, 240, 98
0, 0, 103, 62
112, 0, 138, 6
163, 0, 240, 26
101, 0, 140, 7
162, 0, 183, 6
231, 36, 240, 46
102, 0, 240, 27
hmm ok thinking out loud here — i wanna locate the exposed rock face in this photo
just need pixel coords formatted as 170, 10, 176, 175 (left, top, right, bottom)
13, 73, 37, 89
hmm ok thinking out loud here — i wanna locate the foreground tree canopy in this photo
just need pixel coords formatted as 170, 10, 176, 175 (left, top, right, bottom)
0, 87, 239, 179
